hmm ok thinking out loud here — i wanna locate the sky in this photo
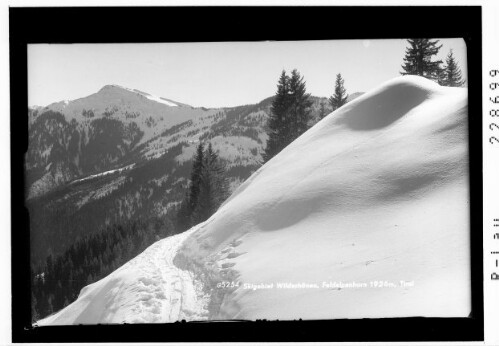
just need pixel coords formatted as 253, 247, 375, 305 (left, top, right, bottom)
28, 39, 467, 108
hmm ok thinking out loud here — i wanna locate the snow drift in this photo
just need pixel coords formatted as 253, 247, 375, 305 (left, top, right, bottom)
38, 76, 470, 324
177, 75, 470, 320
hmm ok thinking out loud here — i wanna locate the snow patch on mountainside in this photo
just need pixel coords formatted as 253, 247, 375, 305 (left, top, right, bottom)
110, 84, 178, 107
71, 164, 135, 184
144, 94, 178, 107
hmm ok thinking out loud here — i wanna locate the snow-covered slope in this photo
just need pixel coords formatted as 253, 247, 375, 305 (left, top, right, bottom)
37, 225, 209, 325
178, 75, 470, 320
39, 76, 470, 324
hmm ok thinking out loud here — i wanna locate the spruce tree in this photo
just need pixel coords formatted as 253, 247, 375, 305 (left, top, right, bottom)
176, 142, 229, 228
435, 66, 447, 86
442, 49, 465, 87
400, 39, 444, 82
175, 191, 191, 231
319, 101, 327, 119
263, 69, 312, 163
192, 143, 229, 224
192, 145, 215, 224
204, 143, 229, 208
329, 73, 348, 111
188, 142, 204, 213
263, 70, 290, 163
287, 69, 312, 141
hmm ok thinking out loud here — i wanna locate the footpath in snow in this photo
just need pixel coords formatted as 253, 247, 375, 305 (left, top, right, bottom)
37, 226, 209, 325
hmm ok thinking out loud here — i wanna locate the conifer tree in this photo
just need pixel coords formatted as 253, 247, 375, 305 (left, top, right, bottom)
175, 191, 191, 230
319, 101, 327, 119
435, 66, 446, 86
203, 143, 229, 208
329, 73, 348, 111
176, 142, 229, 229
263, 70, 290, 163
441, 49, 465, 87
263, 69, 312, 163
287, 69, 312, 141
188, 142, 204, 212
192, 143, 229, 224
400, 39, 444, 82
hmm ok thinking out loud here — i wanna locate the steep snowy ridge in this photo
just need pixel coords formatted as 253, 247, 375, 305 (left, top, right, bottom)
177, 76, 470, 320
38, 76, 470, 324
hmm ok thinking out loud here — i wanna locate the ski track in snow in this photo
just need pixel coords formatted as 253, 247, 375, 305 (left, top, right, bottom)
38, 226, 209, 325
146, 227, 209, 323
128, 228, 208, 323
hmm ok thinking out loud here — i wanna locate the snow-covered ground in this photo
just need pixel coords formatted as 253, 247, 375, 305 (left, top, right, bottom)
178, 75, 471, 320
37, 225, 209, 325
39, 76, 471, 324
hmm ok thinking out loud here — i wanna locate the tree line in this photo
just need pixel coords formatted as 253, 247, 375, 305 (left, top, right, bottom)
262, 38, 465, 162
263, 69, 348, 163
401, 39, 465, 87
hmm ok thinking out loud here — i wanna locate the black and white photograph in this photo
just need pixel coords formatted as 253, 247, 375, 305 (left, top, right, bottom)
26, 38, 471, 324
6, 4, 489, 344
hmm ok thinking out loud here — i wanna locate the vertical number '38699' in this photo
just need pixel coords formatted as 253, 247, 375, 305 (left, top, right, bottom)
489, 70, 499, 144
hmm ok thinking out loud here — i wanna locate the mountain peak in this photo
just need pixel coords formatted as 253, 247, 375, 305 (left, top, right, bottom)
97, 84, 179, 107
98, 84, 132, 92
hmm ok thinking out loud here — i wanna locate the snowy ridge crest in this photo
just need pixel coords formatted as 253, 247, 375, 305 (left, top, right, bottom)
103, 84, 179, 107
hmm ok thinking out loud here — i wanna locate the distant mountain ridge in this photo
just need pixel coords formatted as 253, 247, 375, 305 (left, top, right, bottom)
26, 85, 363, 265
27, 85, 364, 199
26, 85, 221, 198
